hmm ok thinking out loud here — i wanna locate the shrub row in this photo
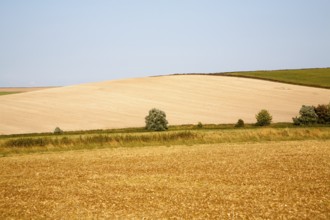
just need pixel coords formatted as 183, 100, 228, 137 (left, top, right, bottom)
293, 103, 330, 125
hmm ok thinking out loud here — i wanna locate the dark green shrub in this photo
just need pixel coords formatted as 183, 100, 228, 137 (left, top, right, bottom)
54, 127, 63, 135
292, 105, 318, 125
256, 110, 272, 126
292, 117, 301, 126
197, 122, 203, 129
314, 104, 330, 124
145, 108, 168, 131
235, 119, 245, 128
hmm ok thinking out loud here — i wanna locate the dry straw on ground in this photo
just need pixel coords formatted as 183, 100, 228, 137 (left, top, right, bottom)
1, 140, 329, 219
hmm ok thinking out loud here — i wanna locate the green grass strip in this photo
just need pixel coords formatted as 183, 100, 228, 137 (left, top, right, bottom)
221, 68, 330, 89
0, 91, 22, 96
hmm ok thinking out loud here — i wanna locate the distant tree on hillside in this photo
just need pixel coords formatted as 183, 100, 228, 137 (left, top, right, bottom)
235, 119, 245, 128
197, 122, 203, 129
54, 127, 63, 134
145, 108, 168, 131
314, 104, 330, 124
255, 110, 272, 126
292, 105, 318, 125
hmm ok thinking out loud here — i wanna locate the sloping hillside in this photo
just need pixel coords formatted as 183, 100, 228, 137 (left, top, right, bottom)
0, 75, 329, 134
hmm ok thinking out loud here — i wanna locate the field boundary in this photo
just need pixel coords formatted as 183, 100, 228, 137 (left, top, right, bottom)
220, 74, 330, 89
1, 125, 329, 157
170, 67, 330, 89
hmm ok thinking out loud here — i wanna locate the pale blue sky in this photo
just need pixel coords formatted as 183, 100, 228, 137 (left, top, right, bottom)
1, 0, 329, 87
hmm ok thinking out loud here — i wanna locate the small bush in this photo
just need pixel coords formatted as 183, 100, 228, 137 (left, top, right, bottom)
256, 110, 272, 126
235, 119, 245, 128
54, 127, 63, 135
145, 108, 168, 131
292, 105, 318, 125
197, 122, 203, 129
292, 116, 301, 126
314, 104, 330, 124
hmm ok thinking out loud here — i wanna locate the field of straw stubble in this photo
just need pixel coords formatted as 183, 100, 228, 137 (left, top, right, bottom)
0, 140, 329, 219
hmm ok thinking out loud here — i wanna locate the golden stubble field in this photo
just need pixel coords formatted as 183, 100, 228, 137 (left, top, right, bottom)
1, 75, 329, 134
0, 140, 329, 219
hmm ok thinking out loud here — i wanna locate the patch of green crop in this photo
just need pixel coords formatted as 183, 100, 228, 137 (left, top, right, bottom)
0, 91, 21, 96
221, 68, 330, 89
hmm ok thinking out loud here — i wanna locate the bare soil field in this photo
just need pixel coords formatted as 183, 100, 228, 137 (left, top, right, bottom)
0, 140, 329, 219
0, 75, 329, 134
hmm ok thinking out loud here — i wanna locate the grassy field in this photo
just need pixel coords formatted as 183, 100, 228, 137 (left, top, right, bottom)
0, 91, 21, 96
0, 140, 329, 219
217, 68, 330, 88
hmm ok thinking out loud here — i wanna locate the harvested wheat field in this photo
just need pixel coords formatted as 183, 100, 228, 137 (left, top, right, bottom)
0, 75, 329, 134
0, 140, 329, 219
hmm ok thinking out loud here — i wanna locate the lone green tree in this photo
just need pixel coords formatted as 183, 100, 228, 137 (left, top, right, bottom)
53, 127, 63, 135
256, 109, 272, 126
235, 119, 245, 128
145, 108, 168, 131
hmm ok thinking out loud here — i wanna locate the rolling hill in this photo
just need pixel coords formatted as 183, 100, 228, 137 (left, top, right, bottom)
0, 75, 329, 135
